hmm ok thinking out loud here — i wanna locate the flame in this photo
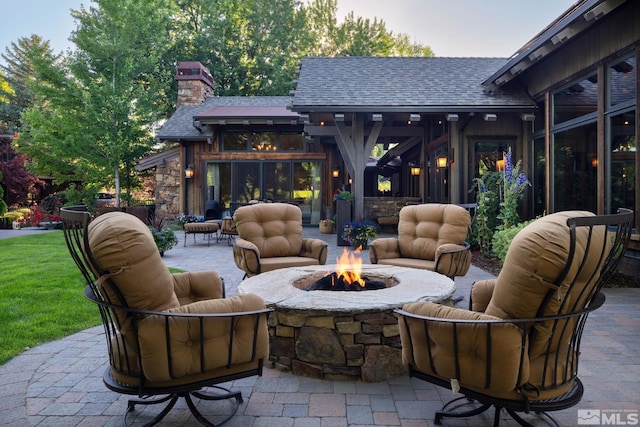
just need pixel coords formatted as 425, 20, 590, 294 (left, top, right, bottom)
334, 247, 365, 287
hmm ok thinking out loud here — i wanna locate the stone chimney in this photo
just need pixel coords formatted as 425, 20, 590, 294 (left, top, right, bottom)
175, 61, 215, 106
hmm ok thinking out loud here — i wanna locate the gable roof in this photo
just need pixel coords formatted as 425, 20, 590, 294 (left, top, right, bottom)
290, 57, 535, 113
157, 96, 294, 140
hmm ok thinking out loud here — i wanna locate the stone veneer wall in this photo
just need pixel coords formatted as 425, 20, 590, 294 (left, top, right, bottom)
363, 197, 421, 227
268, 308, 406, 383
154, 156, 181, 219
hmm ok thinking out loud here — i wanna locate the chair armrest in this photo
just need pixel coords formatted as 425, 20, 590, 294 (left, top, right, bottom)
434, 242, 472, 279
232, 238, 261, 276
300, 238, 328, 265
396, 301, 528, 393
470, 279, 496, 312
369, 238, 401, 263
173, 271, 224, 305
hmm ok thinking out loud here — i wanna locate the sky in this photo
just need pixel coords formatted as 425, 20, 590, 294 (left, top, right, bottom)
0, 0, 577, 66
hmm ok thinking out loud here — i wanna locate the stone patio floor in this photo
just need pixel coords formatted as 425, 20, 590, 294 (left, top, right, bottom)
0, 226, 638, 426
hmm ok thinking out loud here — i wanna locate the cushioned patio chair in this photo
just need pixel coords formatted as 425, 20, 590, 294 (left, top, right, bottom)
369, 203, 472, 279
232, 202, 328, 278
61, 206, 271, 426
395, 208, 633, 427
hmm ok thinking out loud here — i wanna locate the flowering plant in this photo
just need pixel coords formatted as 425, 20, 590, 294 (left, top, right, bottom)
175, 214, 200, 228
342, 221, 379, 245
149, 216, 178, 255
18, 205, 61, 227
497, 147, 531, 230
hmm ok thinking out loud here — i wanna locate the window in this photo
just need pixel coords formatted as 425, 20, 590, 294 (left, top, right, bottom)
609, 110, 636, 222
553, 74, 597, 125
608, 55, 636, 108
280, 132, 305, 151
251, 132, 276, 151
222, 132, 248, 151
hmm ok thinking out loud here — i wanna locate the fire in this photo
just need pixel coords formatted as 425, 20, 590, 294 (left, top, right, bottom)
333, 247, 365, 287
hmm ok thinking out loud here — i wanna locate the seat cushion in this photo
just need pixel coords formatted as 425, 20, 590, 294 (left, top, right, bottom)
259, 256, 322, 273
234, 203, 304, 258
397, 204, 470, 261
376, 258, 436, 271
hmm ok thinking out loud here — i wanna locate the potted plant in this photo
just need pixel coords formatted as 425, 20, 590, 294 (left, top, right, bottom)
342, 220, 379, 249
150, 217, 178, 256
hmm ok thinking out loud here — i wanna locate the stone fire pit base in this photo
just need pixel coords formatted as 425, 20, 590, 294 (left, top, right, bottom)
269, 308, 406, 382
239, 265, 455, 382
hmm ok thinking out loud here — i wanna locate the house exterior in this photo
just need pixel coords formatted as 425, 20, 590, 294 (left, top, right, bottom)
152, 0, 638, 233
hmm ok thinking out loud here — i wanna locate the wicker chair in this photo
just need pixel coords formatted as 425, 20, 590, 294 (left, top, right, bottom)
61, 206, 271, 426
395, 208, 633, 426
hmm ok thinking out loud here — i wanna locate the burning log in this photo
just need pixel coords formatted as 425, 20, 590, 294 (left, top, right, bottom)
303, 272, 386, 291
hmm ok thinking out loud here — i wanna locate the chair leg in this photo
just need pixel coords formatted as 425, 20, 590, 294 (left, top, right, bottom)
435, 396, 492, 425
123, 386, 242, 427
125, 394, 178, 427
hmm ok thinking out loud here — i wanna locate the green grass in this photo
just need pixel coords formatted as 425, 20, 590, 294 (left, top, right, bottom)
0, 231, 185, 365
0, 231, 100, 365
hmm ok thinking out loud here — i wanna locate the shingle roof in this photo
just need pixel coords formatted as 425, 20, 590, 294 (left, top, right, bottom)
157, 96, 294, 140
290, 57, 535, 112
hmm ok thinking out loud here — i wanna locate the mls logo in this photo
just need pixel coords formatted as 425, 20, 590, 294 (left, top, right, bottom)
578, 409, 601, 425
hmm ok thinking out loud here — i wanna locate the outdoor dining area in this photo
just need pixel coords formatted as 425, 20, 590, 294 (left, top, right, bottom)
0, 204, 638, 427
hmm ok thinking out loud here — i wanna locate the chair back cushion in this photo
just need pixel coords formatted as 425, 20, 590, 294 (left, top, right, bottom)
234, 203, 303, 258
397, 204, 470, 260
484, 210, 608, 356
88, 212, 180, 313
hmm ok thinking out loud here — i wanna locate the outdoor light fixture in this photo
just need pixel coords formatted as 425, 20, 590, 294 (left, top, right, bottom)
185, 165, 194, 179
496, 159, 505, 171
436, 157, 448, 168
332, 167, 340, 178
410, 165, 421, 176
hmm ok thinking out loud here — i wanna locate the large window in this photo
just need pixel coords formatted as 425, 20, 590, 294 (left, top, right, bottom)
553, 74, 598, 124
553, 123, 598, 212
205, 160, 322, 224
222, 130, 304, 151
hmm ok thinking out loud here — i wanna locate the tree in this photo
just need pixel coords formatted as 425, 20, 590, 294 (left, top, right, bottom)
0, 127, 44, 207
304, 0, 433, 57
19, 0, 175, 206
0, 36, 61, 133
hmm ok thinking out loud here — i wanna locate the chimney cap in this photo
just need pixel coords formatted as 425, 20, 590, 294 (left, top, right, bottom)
175, 61, 214, 87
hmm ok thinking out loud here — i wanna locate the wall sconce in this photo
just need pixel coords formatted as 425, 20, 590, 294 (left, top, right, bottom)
332, 167, 340, 178
436, 157, 448, 168
592, 158, 598, 168
496, 159, 505, 171
410, 166, 421, 176
184, 165, 194, 179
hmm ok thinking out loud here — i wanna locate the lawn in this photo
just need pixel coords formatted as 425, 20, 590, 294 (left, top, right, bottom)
0, 231, 100, 364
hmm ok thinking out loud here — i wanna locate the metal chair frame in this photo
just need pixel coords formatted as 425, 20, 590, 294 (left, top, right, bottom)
395, 208, 634, 427
61, 206, 272, 427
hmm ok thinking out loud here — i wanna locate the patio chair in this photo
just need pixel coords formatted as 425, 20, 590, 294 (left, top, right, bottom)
369, 203, 472, 279
232, 202, 328, 278
60, 206, 271, 426
395, 208, 633, 426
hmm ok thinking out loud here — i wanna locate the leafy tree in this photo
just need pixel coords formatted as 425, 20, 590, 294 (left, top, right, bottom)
19, 0, 175, 206
0, 36, 61, 133
0, 128, 44, 207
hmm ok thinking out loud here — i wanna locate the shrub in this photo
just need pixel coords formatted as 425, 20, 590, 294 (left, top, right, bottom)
491, 218, 537, 265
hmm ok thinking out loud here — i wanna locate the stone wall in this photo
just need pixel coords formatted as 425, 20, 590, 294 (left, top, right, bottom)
155, 157, 181, 220
268, 308, 406, 382
363, 197, 421, 229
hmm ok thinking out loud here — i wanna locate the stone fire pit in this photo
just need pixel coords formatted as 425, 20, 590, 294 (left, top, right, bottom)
238, 264, 455, 382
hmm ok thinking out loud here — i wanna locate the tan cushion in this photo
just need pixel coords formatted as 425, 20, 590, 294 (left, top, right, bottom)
376, 258, 436, 271
184, 222, 218, 233
484, 210, 607, 357
400, 301, 528, 395
88, 212, 179, 312
259, 256, 323, 272
234, 203, 304, 258
397, 204, 470, 261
